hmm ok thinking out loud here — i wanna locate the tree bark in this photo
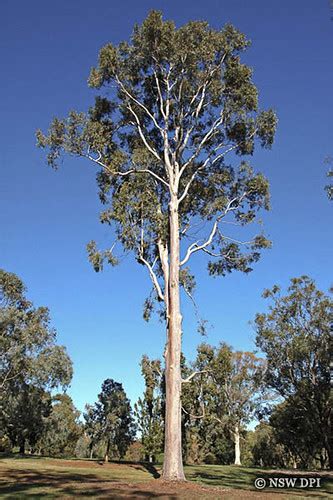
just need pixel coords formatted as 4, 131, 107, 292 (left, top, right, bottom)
162, 196, 185, 481
234, 424, 241, 465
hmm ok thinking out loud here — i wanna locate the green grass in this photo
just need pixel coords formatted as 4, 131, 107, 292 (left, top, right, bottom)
185, 464, 332, 497
0, 456, 152, 498
0, 456, 332, 498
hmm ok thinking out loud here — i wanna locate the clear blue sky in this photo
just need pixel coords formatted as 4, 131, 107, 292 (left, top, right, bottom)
1, 0, 332, 414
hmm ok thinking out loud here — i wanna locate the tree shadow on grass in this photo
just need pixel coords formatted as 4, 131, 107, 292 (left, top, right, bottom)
187, 466, 332, 498
94, 460, 161, 479
188, 466, 257, 489
129, 462, 161, 479
0, 468, 174, 499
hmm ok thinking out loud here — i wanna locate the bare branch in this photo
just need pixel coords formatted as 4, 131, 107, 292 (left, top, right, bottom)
153, 69, 167, 122
180, 196, 246, 266
127, 104, 162, 162
179, 115, 224, 177
181, 406, 205, 419
182, 370, 208, 384
178, 134, 256, 205
180, 216, 221, 266
139, 254, 164, 302
178, 123, 258, 203
0, 368, 23, 389
178, 163, 205, 204
85, 151, 169, 187
116, 75, 163, 133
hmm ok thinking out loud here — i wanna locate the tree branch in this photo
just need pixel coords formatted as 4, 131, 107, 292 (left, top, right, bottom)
182, 370, 208, 384
116, 75, 163, 133
138, 254, 164, 302
85, 151, 169, 187
180, 195, 246, 266
127, 104, 162, 162
180, 215, 221, 266
181, 406, 205, 419
153, 69, 167, 122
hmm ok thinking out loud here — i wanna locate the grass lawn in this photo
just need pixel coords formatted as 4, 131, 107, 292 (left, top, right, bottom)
0, 456, 332, 498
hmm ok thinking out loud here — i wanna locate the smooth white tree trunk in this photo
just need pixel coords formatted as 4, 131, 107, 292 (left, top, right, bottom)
162, 197, 185, 481
234, 424, 241, 465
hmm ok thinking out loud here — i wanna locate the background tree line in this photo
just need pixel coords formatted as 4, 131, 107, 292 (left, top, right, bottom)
1, 269, 331, 470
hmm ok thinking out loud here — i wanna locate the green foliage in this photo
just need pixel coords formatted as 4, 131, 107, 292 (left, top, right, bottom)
84, 379, 136, 460
83, 403, 102, 459
123, 441, 144, 462
3, 385, 52, 453
250, 422, 289, 468
255, 276, 333, 469
37, 394, 82, 457
0, 269, 73, 391
0, 269, 73, 454
269, 397, 328, 469
86, 241, 118, 272
134, 355, 164, 461
255, 276, 332, 397
190, 343, 267, 427
74, 433, 91, 459
180, 343, 269, 465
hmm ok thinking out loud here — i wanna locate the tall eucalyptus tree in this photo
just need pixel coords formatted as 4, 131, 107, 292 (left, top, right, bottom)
37, 11, 276, 479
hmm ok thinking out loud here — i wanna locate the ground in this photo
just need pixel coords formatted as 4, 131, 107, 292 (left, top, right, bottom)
0, 456, 332, 499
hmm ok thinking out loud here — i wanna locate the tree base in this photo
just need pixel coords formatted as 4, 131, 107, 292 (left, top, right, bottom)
160, 476, 187, 483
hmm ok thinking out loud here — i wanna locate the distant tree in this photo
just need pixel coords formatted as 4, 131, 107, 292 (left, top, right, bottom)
183, 343, 268, 466
38, 394, 82, 457
181, 344, 229, 464
4, 385, 51, 454
255, 276, 333, 469
88, 379, 136, 462
200, 344, 267, 465
250, 422, 288, 468
269, 396, 328, 469
0, 269, 73, 454
37, 11, 277, 479
83, 404, 101, 459
134, 355, 164, 462
222, 350, 268, 466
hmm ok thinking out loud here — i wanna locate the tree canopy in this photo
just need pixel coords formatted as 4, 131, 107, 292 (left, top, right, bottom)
0, 269, 72, 392
36, 10, 276, 316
